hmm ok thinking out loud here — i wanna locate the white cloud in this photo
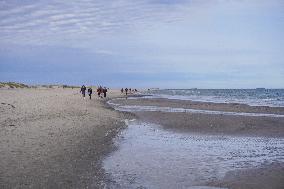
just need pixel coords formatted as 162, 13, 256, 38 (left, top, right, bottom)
0, 0, 283, 88
0, 0, 196, 46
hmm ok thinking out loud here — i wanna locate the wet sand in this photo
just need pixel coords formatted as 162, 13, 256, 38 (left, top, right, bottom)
210, 162, 284, 189
111, 97, 284, 137
0, 88, 133, 188
135, 112, 284, 137
106, 97, 284, 189
113, 97, 284, 115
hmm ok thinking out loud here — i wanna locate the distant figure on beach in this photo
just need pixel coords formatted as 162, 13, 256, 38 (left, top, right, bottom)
97, 86, 102, 98
103, 87, 107, 98
80, 85, 86, 98
121, 88, 124, 94
125, 88, 128, 96
88, 87, 92, 99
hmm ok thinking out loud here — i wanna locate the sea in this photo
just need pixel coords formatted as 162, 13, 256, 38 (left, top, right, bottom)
144, 89, 284, 107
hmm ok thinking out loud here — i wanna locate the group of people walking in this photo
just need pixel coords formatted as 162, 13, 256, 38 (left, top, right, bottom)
80, 85, 108, 99
97, 86, 108, 98
121, 88, 138, 95
80, 85, 138, 99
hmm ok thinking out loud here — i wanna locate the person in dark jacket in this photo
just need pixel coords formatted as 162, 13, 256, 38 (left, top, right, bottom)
97, 86, 103, 98
103, 87, 107, 98
80, 85, 86, 98
88, 87, 92, 99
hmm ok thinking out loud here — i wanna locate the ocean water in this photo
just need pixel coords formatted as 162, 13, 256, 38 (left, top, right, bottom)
144, 89, 284, 107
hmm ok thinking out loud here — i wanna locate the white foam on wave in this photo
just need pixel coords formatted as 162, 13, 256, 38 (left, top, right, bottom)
143, 92, 284, 107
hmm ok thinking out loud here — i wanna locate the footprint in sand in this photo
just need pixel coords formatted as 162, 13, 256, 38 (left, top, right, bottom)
1, 102, 15, 109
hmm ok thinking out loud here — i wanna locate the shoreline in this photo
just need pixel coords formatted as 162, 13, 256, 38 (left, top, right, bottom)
0, 88, 134, 188
110, 97, 284, 137
106, 95, 284, 188
113, 97, 284, 115
103, 119, 284, 189
144, 89, 284, 108
1, 88, 283, 188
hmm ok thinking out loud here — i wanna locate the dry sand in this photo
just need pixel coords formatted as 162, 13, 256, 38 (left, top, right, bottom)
0, 88, 133, 188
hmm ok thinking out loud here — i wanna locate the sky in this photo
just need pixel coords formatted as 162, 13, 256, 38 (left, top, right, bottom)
0, 0, 283, 88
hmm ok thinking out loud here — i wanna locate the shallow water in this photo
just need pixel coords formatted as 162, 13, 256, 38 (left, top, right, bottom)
108, 100, 284, 118
103, 120, 284, 189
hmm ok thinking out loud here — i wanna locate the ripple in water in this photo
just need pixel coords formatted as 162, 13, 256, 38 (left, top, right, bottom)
103, 120, 284, 189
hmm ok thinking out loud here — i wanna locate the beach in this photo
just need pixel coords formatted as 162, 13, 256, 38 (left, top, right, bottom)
106, 95, 284, 189
1, 87, 284, 188
0, 87, 133, 188
1, 0, 283, 188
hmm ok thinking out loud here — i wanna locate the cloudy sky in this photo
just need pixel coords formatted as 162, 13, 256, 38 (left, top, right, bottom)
0, 0, 283, 88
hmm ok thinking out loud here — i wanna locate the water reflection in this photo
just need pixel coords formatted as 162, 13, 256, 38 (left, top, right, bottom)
103, 120, 284, 189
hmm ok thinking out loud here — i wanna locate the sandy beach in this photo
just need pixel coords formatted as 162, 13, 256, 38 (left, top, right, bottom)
0, 87, 133, 188
1, 87, 284, 188
1, 0, 284, 188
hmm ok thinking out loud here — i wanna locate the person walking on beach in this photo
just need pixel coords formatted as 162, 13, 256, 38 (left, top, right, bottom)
103, 87, 107, 98
121, 88, 124, 94
125, 88, 128, 96
80, 85, 86, 98
88, 87, 92, 100
97, 86, 102, 98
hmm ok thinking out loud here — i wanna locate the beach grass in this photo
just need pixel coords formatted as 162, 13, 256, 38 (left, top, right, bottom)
0, 82, 29, 88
